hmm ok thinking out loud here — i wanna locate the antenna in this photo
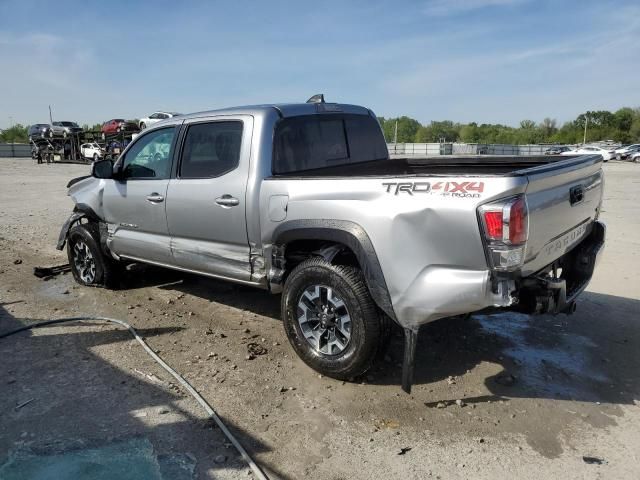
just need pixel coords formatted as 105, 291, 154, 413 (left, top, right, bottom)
306, 94, 325, 104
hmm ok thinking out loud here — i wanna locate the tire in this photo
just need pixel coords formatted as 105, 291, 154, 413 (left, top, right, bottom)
281, 257, 384, 380
93, 153, 98, 162
140, 122, 146, 130
67, 223, 120, 288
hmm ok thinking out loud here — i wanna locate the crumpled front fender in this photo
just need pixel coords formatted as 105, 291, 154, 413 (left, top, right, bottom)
56, 204, 103, 250
56, 212, 86, 250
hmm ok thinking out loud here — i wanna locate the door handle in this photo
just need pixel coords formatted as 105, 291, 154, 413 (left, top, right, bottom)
215, 194, 240, 207
146, 193, 165, 203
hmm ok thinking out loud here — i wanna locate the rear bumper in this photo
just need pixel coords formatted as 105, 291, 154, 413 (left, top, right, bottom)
391, 221, 605, 328
515, 220, 605, 315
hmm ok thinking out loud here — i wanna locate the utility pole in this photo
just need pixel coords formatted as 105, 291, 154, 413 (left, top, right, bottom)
8, 116, 13, 127
583, 112, 589, 145
393, 120, 398, 144
49, 105, 53, 124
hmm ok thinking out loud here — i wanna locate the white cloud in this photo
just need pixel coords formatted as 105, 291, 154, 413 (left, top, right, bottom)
423, 0, 526, 17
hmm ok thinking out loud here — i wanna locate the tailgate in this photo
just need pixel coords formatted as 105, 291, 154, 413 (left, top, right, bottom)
521, 155, 604, 275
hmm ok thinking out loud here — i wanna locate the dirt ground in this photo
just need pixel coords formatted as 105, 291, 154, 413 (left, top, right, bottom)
1, 157, 639, 479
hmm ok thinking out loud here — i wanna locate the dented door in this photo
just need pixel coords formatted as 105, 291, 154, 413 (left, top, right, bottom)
165, 115, 253, 281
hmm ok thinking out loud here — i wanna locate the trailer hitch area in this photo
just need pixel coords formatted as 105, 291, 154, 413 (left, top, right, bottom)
518, 276, 576, 315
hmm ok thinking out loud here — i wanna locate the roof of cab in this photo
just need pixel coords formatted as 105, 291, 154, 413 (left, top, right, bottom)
177, 102, 372, 121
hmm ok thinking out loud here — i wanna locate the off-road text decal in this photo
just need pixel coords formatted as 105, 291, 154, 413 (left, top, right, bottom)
382, 182, 431, 195
382, 181, 484, 198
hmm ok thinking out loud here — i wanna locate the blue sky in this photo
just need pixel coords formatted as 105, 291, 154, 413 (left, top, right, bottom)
1, 0, 639, 128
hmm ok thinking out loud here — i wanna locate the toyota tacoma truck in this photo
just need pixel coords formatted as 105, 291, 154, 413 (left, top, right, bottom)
57, 96, 606, 392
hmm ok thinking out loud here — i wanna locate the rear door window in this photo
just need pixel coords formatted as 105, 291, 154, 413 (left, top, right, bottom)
179, 121, 243, 178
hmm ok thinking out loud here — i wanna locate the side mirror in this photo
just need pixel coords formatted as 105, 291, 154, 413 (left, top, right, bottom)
92, 159, 114, 179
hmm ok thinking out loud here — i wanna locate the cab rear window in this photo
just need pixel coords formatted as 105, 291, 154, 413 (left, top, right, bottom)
272, 114, 388, 174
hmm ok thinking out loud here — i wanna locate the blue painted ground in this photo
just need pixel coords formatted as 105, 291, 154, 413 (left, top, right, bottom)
0, 437, 195, 480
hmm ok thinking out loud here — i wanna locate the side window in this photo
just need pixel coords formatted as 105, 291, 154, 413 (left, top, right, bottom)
121, 127, 175, 179
179, 121, 243, 179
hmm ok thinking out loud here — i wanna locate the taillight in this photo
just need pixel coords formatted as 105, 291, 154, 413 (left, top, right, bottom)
479, 195, 529, 271
483, 211, 503, 240
508, 197, 528, 244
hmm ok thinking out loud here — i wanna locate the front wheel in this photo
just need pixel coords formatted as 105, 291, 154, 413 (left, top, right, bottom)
67, 223, 120, 288
93, 153, 99, 162
281, 257, 386, 380
140, 122, 146, 130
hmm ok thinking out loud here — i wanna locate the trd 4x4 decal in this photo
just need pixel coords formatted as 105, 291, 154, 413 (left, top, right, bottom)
432, 181, 484, 198
382, 182, 431, 195
382, 181, 484, 198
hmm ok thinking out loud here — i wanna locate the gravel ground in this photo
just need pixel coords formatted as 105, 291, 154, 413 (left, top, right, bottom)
1, 157, 639, 479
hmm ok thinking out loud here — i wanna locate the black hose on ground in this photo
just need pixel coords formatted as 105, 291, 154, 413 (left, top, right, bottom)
0, 316, 269, 480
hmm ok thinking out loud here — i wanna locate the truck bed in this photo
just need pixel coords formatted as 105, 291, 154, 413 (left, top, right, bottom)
271, 154, 600, 178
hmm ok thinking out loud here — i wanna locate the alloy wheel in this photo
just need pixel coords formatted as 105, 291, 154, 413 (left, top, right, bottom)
72, 240, 96, 283
297, 285, 352, 355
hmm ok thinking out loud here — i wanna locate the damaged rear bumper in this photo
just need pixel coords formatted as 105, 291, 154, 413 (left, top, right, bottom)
515, 220, 606, 315
393, 221, 605, 329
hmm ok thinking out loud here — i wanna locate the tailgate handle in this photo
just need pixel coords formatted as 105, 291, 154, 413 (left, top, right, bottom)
570, 185, 584, 206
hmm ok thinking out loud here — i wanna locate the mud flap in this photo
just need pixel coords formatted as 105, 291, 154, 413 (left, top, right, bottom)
402, 327, 418, 394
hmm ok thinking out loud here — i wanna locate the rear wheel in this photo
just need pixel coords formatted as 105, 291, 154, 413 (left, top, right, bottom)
282, 257, 386, 380
67, 223, 120, 288
93, 153, 99, 162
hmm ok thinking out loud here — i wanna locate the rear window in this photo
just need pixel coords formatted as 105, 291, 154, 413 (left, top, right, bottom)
272, 114, 388, 174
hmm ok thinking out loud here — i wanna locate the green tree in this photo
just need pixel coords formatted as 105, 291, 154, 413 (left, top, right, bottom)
539, 118, 557, 138
0, 124, 28, 143
381, 116, 421, 143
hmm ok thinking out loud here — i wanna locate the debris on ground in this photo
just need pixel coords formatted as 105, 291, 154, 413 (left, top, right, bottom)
447, 376, 456, 385
374, 419, 400, 430
246, 342, 268, 358
33, 264, 70, 280
214, 455, 227, 464
15, 398, 35, 411
13, 259, 22, 265
583, 456, 606, 465
436, 402, 447, 409
455, 399, 466, 407
495, 372, 517, 387
398, 447, 412, 455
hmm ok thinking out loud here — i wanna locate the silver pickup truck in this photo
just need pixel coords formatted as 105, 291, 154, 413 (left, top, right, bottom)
58, 97, 605, 391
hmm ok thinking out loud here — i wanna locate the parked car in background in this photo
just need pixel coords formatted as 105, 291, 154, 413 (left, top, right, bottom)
101, 119, 139, 135
629, 151, 640, 163
139, 112, 181, 130
80, 142, 105, 162
544, 146, 571, 155
614, 144, 640, 160
51, 121, 83, 138
28, 124, 52, 140
561, 145, 614, 161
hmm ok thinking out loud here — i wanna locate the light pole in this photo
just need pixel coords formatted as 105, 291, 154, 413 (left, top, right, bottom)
583, 112, 589, 145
